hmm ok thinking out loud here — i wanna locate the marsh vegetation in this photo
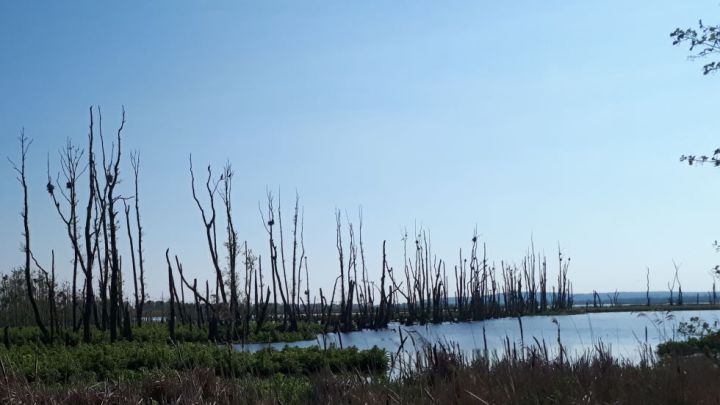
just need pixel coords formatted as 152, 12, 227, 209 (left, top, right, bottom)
3, 12, 720, 404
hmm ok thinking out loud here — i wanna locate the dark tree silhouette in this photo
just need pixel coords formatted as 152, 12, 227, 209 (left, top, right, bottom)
8, 131, 49, 341
189, 156, 228, 305
673, 18, 720, 278
99, 107, 125, 342
165, 249, 176, 341
46, 139, 84, 331
671, 19, 720, 75
130, 152, 146, 326
674, 18, 720, 167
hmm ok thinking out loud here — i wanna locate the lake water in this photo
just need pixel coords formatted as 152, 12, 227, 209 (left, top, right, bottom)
235, 310, 720, 362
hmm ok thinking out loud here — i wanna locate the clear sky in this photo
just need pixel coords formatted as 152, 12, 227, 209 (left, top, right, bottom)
2, 1, 720, 300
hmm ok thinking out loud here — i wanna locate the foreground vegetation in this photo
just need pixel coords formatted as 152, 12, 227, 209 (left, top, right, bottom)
0, 343, 386, 384
2, 12, 720, 403
0, 337, 719, 404
0, 313, 718, 404
0, 342, 387, 404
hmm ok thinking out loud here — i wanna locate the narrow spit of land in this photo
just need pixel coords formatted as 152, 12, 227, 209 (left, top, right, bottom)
530, 303, 720, 317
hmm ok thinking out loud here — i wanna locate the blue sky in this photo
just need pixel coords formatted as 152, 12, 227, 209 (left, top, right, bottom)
1, 1, 720, 299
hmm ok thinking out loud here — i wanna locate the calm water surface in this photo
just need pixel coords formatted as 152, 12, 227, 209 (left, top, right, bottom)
235, 310, 720, 362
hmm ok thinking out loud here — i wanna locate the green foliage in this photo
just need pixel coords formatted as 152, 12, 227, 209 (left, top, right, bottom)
0, 342, 387, 384
1, 321, 324, 347
5, 343, 720, 404
251, 320, 323, 343
656, 334, 720, 357
657, 317, 720, 356
671, 19, 720, 75
248, 373, 314, 404
677, 316, 719, 339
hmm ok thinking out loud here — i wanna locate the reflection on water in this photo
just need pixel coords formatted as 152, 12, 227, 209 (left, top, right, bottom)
235, 310, 720, 362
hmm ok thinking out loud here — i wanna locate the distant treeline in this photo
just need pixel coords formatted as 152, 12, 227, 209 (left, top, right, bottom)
574, 290, 719, 307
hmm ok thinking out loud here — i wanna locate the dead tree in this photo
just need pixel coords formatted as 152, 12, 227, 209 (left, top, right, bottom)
47, 140, 85, 331
243, 243, 253, 338
31, 250, 57, 340
82, 108, 99, 342
673, 261, 683, 306
254, 256, 272, 334
375, 241, 390, 328
46, 138, 86, 334
356, 209, 373, 328
277, 194, 292, 325
290, 194, 304, 324
98, 107, 125, 342
173, 255, 220, 341
193, 278, 203, 327
646, 267, 651, 306
219, 163, 240, 336
189, 156, 228, 305
130, 152, 146, 326
8, 131, 49, 341
274, 192, 305, 329
343, 215, 357, 332
260, 192, 296, 330
171, 257, 187, 325
334, 211, 357, 332
123, 201, 141, 327
93, 127, 110, 331
336, 211, 345, 320
165, 249, 176, 341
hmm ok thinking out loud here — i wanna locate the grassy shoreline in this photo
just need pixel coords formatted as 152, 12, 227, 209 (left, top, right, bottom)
2, 308, 720, 403
0, 338, 718, 404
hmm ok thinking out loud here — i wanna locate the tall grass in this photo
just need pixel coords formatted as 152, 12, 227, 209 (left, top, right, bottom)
0, 337, 717, 404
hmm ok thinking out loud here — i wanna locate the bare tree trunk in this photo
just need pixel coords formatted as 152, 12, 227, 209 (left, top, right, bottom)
165, 249, 176, 341
220, 164, 239, 336
131, 152, 145, 326
100, 107, 125, 342
376, 241, 389, 328
83, 116, 97, 342
122, 302, 133, 340
9, 131, 49, 341
46, 136, 86, 334
31, 251, 57, 340
124, 201, 141, 328
174, 255, 218, 339
254, 257, 271, 333
262, 192, 294, 330
260, 192, 297, 330
193, 278, 203, 327
189, 156, 228, 304
646, 267, 651, 307
243, 242, 253, 339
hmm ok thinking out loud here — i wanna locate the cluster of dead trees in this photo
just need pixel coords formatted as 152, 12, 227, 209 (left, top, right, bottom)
163, 162, 314, 341
8, 108, 146, 343
161, 169, 577, 339
325, 225, 574, 333
7, 108, 579, 345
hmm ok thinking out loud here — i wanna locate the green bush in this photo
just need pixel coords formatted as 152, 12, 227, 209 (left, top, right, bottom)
657, 333, 720, 356
0, 342, 387, 384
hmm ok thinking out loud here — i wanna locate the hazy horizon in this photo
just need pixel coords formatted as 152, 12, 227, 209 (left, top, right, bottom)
2, 1, 720, 299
